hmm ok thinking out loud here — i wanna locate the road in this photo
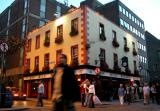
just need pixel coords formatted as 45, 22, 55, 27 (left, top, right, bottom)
2, 98, 160, 111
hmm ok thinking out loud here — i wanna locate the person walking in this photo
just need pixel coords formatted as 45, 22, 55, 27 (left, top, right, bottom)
143, 82, 150, 105
118, 84, 125, 105
156, 83, 160, 105
125, 84, 131, 105
138, 84, 143, 99
37, 80, 44, 107
52, 54, 80, 111
87, 81, 95, 108
150, 84, 156, 103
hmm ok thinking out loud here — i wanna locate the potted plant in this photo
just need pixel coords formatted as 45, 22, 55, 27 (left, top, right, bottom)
70, 26, 78, 36
44, 35, 50, 47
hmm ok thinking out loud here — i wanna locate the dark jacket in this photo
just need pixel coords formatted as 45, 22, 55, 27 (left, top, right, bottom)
53, 64, 80, 102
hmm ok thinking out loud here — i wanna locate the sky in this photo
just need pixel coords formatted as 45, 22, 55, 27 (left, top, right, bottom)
0, 0, 160, 39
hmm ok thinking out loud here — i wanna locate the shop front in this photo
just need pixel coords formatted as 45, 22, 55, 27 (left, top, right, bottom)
23, 73, 53, 99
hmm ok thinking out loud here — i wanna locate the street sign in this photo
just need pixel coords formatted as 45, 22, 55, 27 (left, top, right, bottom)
95, 67, 101, 75
0, 43, 8, 52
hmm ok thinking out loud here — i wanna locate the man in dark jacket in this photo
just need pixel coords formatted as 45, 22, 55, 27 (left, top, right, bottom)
52, 54, 80, 111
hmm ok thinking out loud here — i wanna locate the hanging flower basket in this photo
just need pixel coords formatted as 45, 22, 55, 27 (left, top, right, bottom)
44, 35, 50, 47
55, 36, 63, 44
124, 45, 130, 52
70, 26, 79, 36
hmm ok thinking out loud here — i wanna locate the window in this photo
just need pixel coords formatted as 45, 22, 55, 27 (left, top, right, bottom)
35, 56, 39, 68
71, 45, 78, 60
129, 13, 131, 19
132, 42, 135, 49
124, 37, 127, 45
112, 30, 116, 39
35, 35, 40, 49
135, 18, 137, 24
141, 44, 144, 50
133, 27, 135, 33
27, 39, 32, 52
99, 23, 105, 35
145, 58, 147, 63
123, 8, 125, 15
44, 53, 49, 66
132, 16, 134, 22
142, 24, 144, 29
113, 53, 118, 65
100, 48, 106, 62
56, 5, 61, 17
134, 60, 137, 70
71, 18, 78, 32
144, 46, 146, 51
39, 0, 46, 26
56, 49, 62, 64
137, 20, 139, 26
140, 22, 142, 27
143, 57, 145, 63
26, 59, 30, 69
140, 56, 142, 62
45, 30, 50, 40
119, 5, 122, 12
120, 19, 124, 26
138, 31, 140, 37
130, 25, 133, 32
139, 43, 141, 49
126, 23, 129, 30
39, 21, 45, 26
57, 25, 63, 38
126, 10, 128, 17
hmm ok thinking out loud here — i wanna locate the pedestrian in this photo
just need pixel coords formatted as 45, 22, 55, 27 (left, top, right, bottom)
131, 85, 135, 102
52, 54, 80, 111
80, 79, 88, 107
118, 84, 125, 105
150, 84, 156, 103
125, 84, 131, 105
138, 84, 143, 99
155, 83, 160, 105
143, 82, 150, 105
87, 81, 95, 108
37, 80, 44, 107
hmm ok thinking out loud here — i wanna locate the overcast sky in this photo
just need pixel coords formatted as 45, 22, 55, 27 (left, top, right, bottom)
0, 0, 160, 39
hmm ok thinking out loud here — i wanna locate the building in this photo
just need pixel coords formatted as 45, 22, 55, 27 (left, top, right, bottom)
145, 31, 160, 82
0, 0, 69, 88
80, 0, 148, 82
24, 6, 140, 99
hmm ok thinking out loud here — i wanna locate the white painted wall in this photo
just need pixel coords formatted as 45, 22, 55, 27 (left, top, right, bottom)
86, 7, 138, 73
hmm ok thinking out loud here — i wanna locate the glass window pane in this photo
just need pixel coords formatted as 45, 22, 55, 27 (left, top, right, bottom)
119, 5, 122, 12
123, 8, 125, 15
120, 19, 124, 26
129, 13, 131, 19
132, 16, 134, 22
126, 11, 128, 17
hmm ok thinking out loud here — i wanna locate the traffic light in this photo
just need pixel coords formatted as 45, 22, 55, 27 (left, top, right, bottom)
121, 56, 128, 68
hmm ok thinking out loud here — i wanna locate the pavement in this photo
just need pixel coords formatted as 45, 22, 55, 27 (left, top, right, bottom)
0, 98, 160, 111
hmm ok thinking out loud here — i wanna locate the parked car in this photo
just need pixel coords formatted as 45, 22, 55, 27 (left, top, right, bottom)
10, 87, 26, 100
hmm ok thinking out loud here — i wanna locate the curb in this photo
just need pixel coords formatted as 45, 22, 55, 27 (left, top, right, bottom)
0, 108, 29, 111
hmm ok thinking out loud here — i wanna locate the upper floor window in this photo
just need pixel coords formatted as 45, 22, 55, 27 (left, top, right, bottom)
124, 37, 127, 45
129, 13, 131, 19
123, 8, 125, 15
100, 48, 106, 62
35, 56, 39, 68
35, 35, 40, 49
132, 42, 135, 49
120, 19, 124, 26
119, 5, 122, 12
112, 30, 116, 39
99, 23, 106, 41
130, 25, 133, 32
56, 49, 62, 64
132, 16, 134, 22
71, 18, 78, 32
71, 45, 78, 60
26, 58, 30, 69
126, 10, 128, 17
113, 53, 118, 65
27, 39, 32, 52
134, 60, 137, 70
44, 53, 49, 66
57, 25, 63, 38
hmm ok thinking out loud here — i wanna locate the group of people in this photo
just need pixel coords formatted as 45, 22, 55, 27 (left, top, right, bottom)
118, 82, 160, 105
80, 79, 102, 108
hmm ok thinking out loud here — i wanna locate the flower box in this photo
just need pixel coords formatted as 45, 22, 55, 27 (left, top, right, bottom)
55, 36, 63, 44
133, 48, 138, 56
70, 26, 79, 36
112, 38, 119, 48
32, 66, 39, 73
24, 68, 30, 74
70, 59, 79, 68
42, 65, 50, 72
44, 36, 50, 47
124, 45, 130, 52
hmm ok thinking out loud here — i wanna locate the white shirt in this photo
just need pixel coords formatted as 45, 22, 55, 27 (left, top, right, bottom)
88, 85, 95, 95
38, 83, 44, 94
143, 86, 150, 95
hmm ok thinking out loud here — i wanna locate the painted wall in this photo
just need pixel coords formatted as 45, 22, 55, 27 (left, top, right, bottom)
26, 8, 84, 72
86, 7, 139, 73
